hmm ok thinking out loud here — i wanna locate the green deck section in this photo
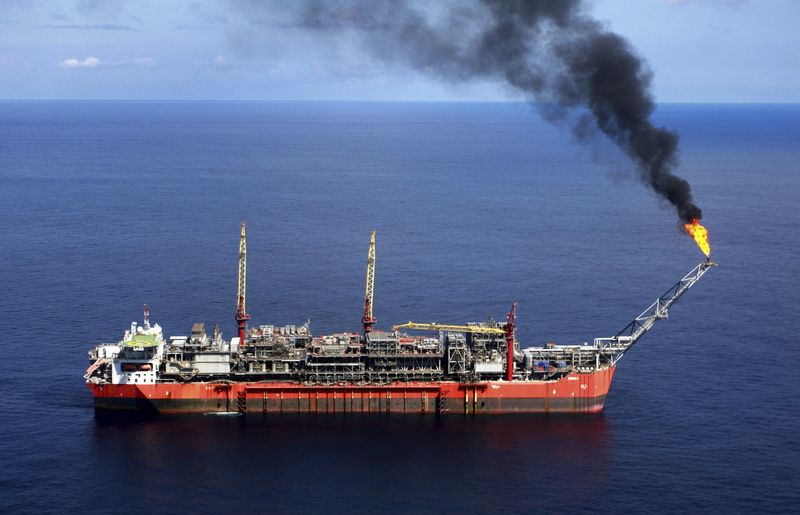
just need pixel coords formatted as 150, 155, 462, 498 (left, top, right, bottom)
123, 334, 159, 347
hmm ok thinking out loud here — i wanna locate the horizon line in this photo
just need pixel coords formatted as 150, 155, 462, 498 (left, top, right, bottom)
1, 98, 798, 105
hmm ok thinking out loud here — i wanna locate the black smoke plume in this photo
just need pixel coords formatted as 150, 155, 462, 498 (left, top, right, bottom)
231, 0, 702, 223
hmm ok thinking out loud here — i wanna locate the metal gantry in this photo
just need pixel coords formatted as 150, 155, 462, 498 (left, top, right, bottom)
594, 260, 717, 364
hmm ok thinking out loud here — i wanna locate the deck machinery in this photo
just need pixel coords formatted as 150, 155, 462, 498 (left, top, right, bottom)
86, 227, 716, 414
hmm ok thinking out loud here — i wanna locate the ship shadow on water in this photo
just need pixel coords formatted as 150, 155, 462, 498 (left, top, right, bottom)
89, 411, 615, 512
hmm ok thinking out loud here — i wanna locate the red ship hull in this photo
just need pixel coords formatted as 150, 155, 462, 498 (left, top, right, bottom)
88, 366, 615, 414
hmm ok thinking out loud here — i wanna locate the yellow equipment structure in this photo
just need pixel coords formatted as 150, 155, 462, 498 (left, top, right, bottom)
391, 321, 505, 335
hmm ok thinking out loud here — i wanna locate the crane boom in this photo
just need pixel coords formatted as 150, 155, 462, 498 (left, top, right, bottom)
235, 222, 250, 343
237, 223, 247, 313
362, 230, 377, 334
594, 260, 716, 364
391, 322, 505, 335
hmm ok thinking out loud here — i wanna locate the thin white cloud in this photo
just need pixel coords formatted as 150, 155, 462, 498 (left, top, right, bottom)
130, 57, 156, 67
662, 0, 749, 6
39, 23, 142, 31
57, 56, 157, 69
193, 55, 232, 68
58, 56, 101, 68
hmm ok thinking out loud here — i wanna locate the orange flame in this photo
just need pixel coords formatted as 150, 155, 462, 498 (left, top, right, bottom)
684, 218, 710, 257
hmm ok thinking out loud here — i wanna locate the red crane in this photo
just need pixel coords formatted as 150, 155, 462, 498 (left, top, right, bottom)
505, 302, 517, 381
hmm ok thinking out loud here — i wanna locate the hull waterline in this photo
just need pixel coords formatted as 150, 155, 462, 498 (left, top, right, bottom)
89, 367, 615, 415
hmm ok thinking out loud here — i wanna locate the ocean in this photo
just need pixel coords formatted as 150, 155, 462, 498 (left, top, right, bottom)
0, 101, 798, 513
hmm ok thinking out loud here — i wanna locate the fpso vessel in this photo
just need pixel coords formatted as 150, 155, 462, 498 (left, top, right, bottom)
85, 227, 715, 414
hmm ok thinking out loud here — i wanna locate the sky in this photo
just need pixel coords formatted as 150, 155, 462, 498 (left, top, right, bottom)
0, 0, 797, 102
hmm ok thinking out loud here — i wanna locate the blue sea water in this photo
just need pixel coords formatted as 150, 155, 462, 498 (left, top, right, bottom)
0, 101, 798, 513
